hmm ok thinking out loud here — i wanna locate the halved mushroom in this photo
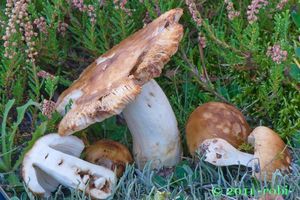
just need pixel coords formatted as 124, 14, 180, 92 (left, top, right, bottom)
200, 126, 291, 181
22, 134, 117, 199
85, 139, 133, 177
55, 8, 184, 136
186, 102, 251, 155
123, 79, 182, 169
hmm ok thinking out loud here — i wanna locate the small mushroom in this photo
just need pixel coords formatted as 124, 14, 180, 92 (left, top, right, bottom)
22, 134, 117, 199
85, 140, 133, 177
123, 79, 182, 169
186, 102, 251, 155
200, 126, 291, 181
248, 126, 291, 180
55, 8, 184, 136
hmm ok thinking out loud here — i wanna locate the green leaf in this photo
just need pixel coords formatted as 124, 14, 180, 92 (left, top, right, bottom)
290, 64, 300, 82
45, 76, 59, 99
292, 131, 300, 148
292, 11, 300, 28
152, 175, 168, 188
1, 99, 15, 170
296, 48, 300, 58
7, 100, 40, 170
13, 122, 47, 170
7, 173, 22, 187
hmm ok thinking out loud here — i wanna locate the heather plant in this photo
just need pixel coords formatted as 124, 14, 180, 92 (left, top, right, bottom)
0, 0, 300, 199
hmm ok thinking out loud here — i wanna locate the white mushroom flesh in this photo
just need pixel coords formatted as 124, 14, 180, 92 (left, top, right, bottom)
22, 134, 117, 199
123, 79, 182, 169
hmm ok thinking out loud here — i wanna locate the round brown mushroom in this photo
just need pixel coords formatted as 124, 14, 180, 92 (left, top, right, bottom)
186, 102, 251, 155
248, 126, 291, 180
85, 140, 133, 177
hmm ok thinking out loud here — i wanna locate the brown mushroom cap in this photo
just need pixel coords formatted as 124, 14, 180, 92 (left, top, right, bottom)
56, 8, 184, 136
186, 102, 251, 155
248, 126, 291, 180
85, 140, 133, 177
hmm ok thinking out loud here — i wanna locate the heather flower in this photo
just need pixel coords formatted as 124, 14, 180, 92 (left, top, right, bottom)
276, 0, 288, 10
266, 44, 287, 64
247, 0, 268, 24
3, 0, 37, 61
37, 70, 55, 79
87, 5, 96, 24
71, 0, 97, 24
57, 22, 69, 36
0, 20, 5, 28
113, 0, 132, 16
72, 0, 86, 11
24, 21, 38, 62
185, 0, 202, 26
34, 17, 48, 34
224, 0, 240, 20
41, 99, 56, 119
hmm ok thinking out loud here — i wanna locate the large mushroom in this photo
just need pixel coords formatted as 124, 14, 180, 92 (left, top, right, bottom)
186, 102, 251, 155
55, 9, 184, 169
22, 134, 117, 199
200, 126, 291, 181
85, 139, 133, 177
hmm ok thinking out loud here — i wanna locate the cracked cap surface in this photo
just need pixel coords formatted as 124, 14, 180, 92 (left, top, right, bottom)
186, 102, 251, 155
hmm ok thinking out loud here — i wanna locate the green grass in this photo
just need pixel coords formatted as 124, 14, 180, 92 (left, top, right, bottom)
0, 0, 300, 199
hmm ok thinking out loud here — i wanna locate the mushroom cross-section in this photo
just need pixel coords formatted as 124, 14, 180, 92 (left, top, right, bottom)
55, 8, 184, 136
186, 102, 251, 155
85, 139, 133, 177
22, 134, 117, 199
200, 126, 291, 181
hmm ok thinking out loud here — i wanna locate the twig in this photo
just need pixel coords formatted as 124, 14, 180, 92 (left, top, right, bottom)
198, 36, 210, 83
180, 49, 229, 103
201, 19, 246, 56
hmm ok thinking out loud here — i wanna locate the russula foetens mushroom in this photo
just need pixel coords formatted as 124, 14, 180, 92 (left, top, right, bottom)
22, 134, 117, 199
123, 79, 182, 169
186, 102, 251, 155
200, 126, 291, 181
55, 8, 184, 136
85, 139, 133, 177
248, 126, 291, 180
54, 9, 183, 169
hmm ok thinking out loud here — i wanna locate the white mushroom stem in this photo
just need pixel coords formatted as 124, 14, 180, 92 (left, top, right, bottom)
22, 134, 117, 199
123, 79, 182, 169
201, 138, 257, 169
34, 148, 115, 195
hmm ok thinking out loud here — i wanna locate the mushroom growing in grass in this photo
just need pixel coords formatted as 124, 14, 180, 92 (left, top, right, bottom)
55, 9, 184, 169
248, 126, 291, 180
186, 102, 251, 155
22, 134, 117, 199
85, 139, 133, 177
200, 126, 291, 181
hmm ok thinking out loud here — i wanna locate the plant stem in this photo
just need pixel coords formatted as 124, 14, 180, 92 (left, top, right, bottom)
180, 49, 229, 103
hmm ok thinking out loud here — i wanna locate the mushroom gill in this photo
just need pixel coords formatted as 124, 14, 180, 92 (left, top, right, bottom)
56, 8, 184, 136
